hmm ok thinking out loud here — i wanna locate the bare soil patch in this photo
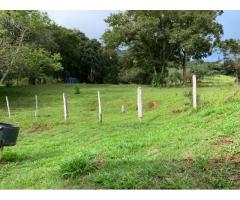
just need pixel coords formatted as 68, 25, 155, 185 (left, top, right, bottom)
155, 175, 165, 182
94, 157, 107, 166
148, 101, 159, 109
147, 147, 160, 155
231, 152, 240, 161
214, 138, 234, 146
30, 123, 50, 133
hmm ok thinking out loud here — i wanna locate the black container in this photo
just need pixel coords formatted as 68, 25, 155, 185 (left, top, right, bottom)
0, 123, 20, 147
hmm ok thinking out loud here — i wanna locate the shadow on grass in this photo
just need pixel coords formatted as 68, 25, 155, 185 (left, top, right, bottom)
1, 149, 62, 164
1, 151, 29, 163
60, 157, 240, 189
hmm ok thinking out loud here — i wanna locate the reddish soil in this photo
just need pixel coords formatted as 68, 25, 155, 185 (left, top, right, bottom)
30, 124, 50, 133
233, 162, 240, 168
0, 162, 5, 167
231, 152, 240, 161
148, 101, 159, 109
155, 175, 165, 182
214, 138, 234, 146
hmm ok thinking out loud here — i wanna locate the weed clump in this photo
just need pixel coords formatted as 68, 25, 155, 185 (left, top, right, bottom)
74, 86, 80, 94
59, 155, 97, 179
2, 152, 27, 162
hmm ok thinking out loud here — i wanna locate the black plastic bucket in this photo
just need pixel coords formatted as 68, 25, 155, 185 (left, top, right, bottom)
0, 123, 20, 147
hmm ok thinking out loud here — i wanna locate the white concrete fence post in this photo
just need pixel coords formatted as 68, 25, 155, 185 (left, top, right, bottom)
192, 74, 197, 109
121, 104, 125, 113
137, 87, 143, 123
63, 93, 68, 121
5, 96, 10, 119
98, 91, 102, 123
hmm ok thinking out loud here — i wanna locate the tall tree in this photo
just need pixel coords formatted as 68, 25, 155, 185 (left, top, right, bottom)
103, 10, 223, 85
0, 10, 54, 84
49, 25, 89, 81
12, 47, 62, 84
169, 11, 223, 85
51, 25, 118, 83
220, 39, 240, 84
103, 11, 178, 78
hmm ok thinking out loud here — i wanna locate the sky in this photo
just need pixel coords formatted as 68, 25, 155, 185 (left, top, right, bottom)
47, 10, 112, 40
47, 10, 240, 62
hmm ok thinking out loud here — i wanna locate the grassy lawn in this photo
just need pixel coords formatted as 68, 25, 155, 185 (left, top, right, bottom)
0, 75, 240, 189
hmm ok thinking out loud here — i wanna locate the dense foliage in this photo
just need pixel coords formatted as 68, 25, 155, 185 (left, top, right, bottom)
0, 10, 238, 86
103, 10, 224, 85
0, 11, 62, 85
0, 11, 118, 85
220, 39, 240, 83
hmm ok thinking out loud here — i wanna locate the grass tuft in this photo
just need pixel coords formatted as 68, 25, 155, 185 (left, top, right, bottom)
74, 86, 80, 94
59, 155, 98, 179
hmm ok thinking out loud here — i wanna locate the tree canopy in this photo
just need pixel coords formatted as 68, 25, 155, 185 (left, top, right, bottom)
0, 10, 236, 86
0, 10, 118, 85
102, 10, 223, 85
220, 39, 240, 83
0, 11, 62, 84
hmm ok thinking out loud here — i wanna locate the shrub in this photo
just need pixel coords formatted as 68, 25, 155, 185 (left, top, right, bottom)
118, 68, 149, 84
2, 152, 27, 162
59, 156, 97, 179
167, 69, 182, 86
151, 74, 167, 87
74, 86, 80, 94
5, 81, 13, 87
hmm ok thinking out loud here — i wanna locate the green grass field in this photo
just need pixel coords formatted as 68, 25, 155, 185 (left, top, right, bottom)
0, 75, 240, 189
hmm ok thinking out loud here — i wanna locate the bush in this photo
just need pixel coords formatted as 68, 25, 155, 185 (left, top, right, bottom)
167, 69, 182, 86
5, 81, 13, 87
151, 74, 167, 87
74, 86, 80, 94
59, 156, 97, 179
118, 68, 150, 84
188, 61, 221, 81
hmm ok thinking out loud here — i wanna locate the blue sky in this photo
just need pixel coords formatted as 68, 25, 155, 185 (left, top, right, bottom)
47, 10, 240, 62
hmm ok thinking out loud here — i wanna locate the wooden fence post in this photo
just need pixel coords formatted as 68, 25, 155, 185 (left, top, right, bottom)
137, 87, 143, 123
192, 74, 197, 109
63, 93, 68, 121
35, 95, 39, 119
5, 96, 10, 119
98, 91, 102, 123
0, 146, 3, 162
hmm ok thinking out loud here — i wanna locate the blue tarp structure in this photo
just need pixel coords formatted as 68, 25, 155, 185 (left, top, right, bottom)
66, 77, 78, 84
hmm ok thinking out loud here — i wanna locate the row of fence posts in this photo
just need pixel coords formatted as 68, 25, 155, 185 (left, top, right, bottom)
3, 75, 198, 123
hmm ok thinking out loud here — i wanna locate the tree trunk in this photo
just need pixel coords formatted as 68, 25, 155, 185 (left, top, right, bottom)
153, 66, 157, 75
182, 50, 187, 86
0, 30, 25, 85
236, 70, 240, 85
29, 77, 36, 85
88, 67, 94, 83
161, 65, 165, 75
